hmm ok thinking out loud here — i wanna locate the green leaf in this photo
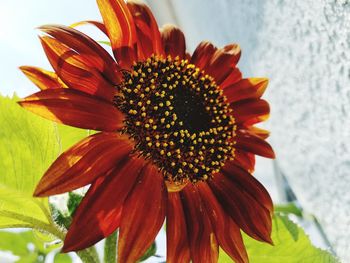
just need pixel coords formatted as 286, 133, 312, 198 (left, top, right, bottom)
0, 230, 72, 263
0, 95, 60, 229
54, 253, 73, 263
67, 192, 83, 216
0, 95, 89, 237
0, 231, 34, 256
56, 124, 90, 152
278, 214, 299, 241
219, 214, 339, 263
17, 253, 41, 263
0, 95, 59, 193
274, 202, 303, 217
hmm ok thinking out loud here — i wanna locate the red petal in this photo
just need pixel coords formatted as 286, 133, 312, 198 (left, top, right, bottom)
62, 157, 146, 252
181, 184, 218, 263
166, 192, 191, 263
224, 78, 269, 103
222, 161, 273, 212
34, 132, 133, 196
219, 67, 242, 88
161, 25, 186, 59
236, 130, 275, 159
20, 66, 64, 90
205, 44, 241, 84
197, 183, 248, 263
96, 0, 137, 67
232, 99, 270, 125
127, 1, 164, 59
40, 36, 116, 102
39, 25, 121, 84
190, 41, 217, 70
18, 88, 124, 131
70, 20, 108, 36
118, 164, 167, 263
233, 149, 255, 173
208, 173, 273, 243
191, 42, 241, 84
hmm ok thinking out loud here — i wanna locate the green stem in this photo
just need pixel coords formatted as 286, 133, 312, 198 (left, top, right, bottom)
0, 210, 65, 240
104, 231, 118, 263
77, 247, 100, 263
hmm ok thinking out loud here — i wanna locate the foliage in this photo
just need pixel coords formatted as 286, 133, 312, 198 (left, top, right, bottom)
0, 94, 94, 262
0, 231, 72, 262
219, 214, 339, 263
274, 202, 303, 217
0, 95, 58, 232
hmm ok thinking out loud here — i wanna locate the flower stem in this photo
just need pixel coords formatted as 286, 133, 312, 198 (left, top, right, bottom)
104, 231, 118, 263
77, 247, 100, 263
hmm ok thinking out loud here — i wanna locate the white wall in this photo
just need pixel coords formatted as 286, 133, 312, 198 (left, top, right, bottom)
148, 0, 350, 261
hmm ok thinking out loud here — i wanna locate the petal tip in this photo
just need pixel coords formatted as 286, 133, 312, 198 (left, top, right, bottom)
266, 235, 274, 245
17, 100, 25, 107
258, 78, 269, 88
37, 24, 51, 31
19, 65, 29, 72
268, 148, 276, 159
33, 185, 48, 197
61, 234, 85, 253
61, 243, 75, 253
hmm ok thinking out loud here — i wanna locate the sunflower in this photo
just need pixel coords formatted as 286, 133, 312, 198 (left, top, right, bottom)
19, 0, 275, 262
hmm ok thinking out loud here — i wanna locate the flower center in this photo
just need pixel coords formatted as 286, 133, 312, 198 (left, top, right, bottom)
114, 55, 236, 185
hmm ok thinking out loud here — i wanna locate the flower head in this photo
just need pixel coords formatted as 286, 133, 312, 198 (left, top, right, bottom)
19, 0, 275, 262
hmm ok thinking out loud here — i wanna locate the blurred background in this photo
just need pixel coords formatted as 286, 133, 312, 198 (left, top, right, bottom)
1, 0, 350, 262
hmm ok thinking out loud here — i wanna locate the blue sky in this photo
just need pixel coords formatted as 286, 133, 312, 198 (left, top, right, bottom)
0, 0, 108, 97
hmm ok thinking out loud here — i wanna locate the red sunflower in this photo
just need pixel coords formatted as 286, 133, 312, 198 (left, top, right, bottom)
19, 0, 275, 262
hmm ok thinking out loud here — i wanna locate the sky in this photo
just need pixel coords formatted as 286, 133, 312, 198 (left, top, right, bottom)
0, 0, 107, 97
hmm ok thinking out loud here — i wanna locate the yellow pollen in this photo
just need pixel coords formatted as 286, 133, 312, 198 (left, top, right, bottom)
114, 55, 236, 184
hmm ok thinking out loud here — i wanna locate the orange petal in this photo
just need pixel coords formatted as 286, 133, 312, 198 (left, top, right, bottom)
243, 125, 270, 139
190, 41, 217, 70
39, 25, 121, 84
118, 163, 167, 263
224, 78, 268, 103
20, 66, 64, 90
127, 1, 164, 59
40, 36, 116, 101
233, 149, 255, 173
181, 184, 218, 263
218, 67, 242, 88
34, 132, 133, 196
161, 24, 186, 59
208, 173, 273, 243
231, 99, 270, 125
71, 20, 108, 36
62, 157, 146, 252
18, 88, 124, 131
236, 130, 275, 159
166, 192, 191, 263
205, 44, 241, 84
197, 183, 248, 263
96, 0, 137, 67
